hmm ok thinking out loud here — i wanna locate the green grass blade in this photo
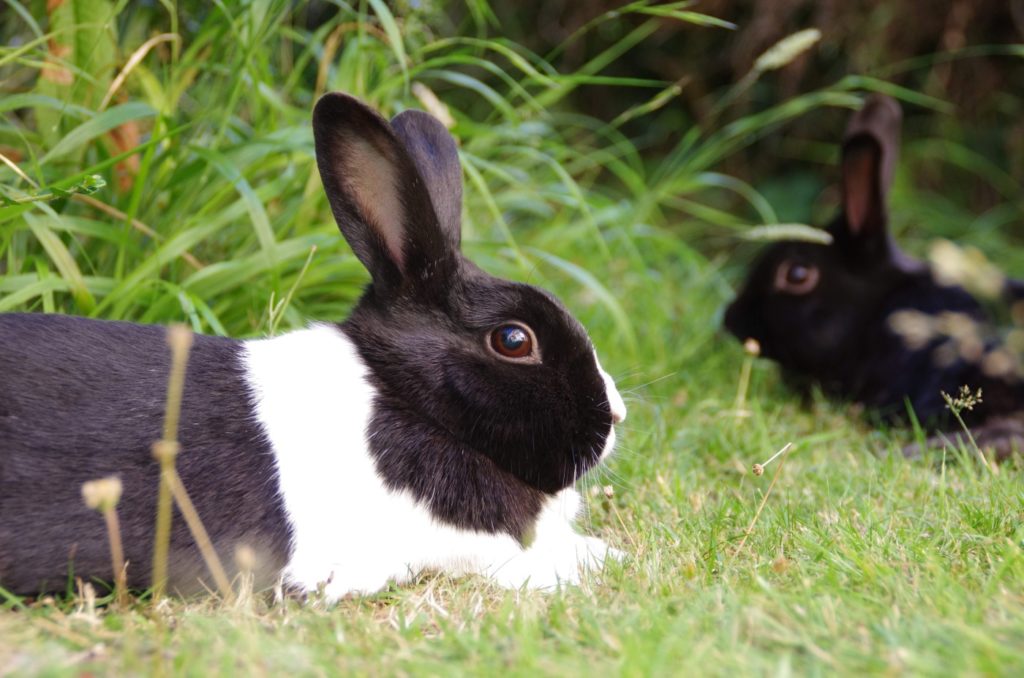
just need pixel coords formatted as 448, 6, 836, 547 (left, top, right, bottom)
40, 102, 156, 163
21, 209, 95, 311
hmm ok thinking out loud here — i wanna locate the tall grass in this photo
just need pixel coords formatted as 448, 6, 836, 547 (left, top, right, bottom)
2, 1, 1024, 674
3, 3, 1020, 357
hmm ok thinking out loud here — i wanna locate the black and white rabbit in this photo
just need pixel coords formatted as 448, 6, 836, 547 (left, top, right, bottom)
724, 94, 1024, 446
0, 93, 627, 598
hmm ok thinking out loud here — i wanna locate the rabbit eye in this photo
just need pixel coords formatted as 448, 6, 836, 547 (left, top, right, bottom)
775, 261, 819, 295
489, 323, 536, 360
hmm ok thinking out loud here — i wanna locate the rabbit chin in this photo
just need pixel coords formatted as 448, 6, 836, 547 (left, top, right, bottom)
242, 323, 619, 599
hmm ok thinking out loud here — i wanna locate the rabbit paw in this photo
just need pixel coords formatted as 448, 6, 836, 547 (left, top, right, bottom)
490, 535, 618, 590
578, 535, 621, 570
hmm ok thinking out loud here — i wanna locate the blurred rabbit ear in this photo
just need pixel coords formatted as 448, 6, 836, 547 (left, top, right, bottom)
840, 94, 902, 240
313, 93, 456, 295
390, 109, 463, 252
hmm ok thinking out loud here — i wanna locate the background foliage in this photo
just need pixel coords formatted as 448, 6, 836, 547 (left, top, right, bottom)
1, 0, 1023, 674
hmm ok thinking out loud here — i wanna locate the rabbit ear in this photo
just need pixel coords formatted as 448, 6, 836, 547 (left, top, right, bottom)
840, 94, 902, 239
390, 110, 463, 252
313, 93, 456, 294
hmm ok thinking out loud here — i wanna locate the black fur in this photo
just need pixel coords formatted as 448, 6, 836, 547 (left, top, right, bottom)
0, 314, 291, 595
390, 109, 463, 252
317, 93, 613, 540
343, 263, 609, 539
725, 94, 1024, 429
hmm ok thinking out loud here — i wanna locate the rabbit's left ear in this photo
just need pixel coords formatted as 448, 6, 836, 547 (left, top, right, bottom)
313, 93, 456, 296
839, 94, 902, 247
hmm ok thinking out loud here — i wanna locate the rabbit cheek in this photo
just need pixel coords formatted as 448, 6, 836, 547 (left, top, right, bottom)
441, 359, 597, 492
550, 354, 618, 476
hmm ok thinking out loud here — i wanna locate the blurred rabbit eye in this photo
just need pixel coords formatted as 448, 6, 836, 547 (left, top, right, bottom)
489, 323, 536, 360
775, 261, 819, 295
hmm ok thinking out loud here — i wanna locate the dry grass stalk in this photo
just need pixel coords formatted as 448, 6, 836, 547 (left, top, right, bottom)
163, 465, 235, 602
732, 442, 794, 563
151, 324, 193, 600
72, 195, 203, 269
150, 324, 236, 603
733, 338, 761, 418
81, 476, 127, 607
752, 441, 792, 476
234, 545, 256, 610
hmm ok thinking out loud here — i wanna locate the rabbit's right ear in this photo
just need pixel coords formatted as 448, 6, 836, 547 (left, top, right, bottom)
838, 94, 902, 255
313, 93, 456, 295
390, 109, 462, 253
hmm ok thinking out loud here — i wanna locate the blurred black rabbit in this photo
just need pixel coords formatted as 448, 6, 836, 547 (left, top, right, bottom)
725, 94, 1024, 457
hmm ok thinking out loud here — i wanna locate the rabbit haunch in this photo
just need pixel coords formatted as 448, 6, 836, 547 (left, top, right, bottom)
246, 323, 625, 596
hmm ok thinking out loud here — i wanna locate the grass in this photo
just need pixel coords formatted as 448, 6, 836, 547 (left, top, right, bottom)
2, 1, 1023, 675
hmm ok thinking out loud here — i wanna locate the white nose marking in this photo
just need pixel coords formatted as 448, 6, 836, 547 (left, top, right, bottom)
594, 352, 626, 424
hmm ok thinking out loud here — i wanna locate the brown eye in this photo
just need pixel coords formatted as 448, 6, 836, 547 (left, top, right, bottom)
489, 323, 535, 360
775, 260, 820, 295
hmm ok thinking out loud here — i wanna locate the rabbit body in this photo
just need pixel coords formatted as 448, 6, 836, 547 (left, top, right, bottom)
725, 95, 1024, 429
0, 313, 291, 594
0, 94, 625, 597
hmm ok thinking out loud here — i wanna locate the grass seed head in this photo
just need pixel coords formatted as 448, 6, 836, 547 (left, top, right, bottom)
752, 442, 793, 476
235, 544, 257, 574
152, 440, 180, 463
81, 476, 123, 512
943, 386, 983, 413
167, 322, 194, 354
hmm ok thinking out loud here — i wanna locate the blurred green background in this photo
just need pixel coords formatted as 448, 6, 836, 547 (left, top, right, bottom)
2, 2, 1022, 332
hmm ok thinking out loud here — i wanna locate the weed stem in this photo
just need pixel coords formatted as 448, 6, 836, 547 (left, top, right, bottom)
151, 325, 193, 600
733, 442, 794, 563
82, 476, 127, 607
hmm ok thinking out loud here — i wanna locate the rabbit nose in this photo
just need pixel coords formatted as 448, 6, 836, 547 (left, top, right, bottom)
724, 300, 745, 337
594, 358, 627, 425
608, 390, 627, 424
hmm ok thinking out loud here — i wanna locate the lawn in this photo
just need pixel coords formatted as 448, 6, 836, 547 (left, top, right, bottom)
1, 1, 1023, 675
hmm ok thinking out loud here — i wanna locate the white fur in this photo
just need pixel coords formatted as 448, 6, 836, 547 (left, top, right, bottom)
595, 352, 626, 461
242, 324, 621, 599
